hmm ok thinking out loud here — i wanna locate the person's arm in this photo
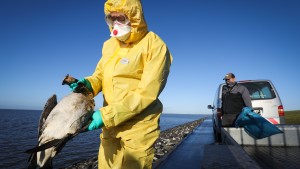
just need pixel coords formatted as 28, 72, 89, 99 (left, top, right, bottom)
85, 57, 104, 97
241, 86, 252, 108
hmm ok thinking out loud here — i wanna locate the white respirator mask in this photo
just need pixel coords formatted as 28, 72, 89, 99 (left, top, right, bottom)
110, 21, 131, 42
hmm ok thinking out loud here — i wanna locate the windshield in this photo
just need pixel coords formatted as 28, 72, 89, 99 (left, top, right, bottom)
240, 81, 276, 100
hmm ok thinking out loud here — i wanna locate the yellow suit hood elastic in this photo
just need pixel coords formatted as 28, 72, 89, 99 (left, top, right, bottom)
104, 0, 148, 44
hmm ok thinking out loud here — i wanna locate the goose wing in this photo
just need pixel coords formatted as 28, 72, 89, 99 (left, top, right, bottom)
38, 94, 57, 137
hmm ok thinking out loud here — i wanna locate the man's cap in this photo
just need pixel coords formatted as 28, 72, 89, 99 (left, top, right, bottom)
223, 73, 235, 80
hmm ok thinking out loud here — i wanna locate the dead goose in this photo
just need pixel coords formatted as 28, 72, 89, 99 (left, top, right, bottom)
25, 74, 95, 169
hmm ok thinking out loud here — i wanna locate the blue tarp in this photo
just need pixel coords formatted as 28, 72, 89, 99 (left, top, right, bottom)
235, 107, 283, 139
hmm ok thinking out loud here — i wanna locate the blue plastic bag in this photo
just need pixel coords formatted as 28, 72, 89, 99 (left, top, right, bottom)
235, 107, 283, 139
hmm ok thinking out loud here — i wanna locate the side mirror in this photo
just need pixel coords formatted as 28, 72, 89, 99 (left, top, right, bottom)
207, 105, 214, 109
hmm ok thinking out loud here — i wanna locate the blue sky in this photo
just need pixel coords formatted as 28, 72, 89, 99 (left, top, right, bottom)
1, 0, 299, 114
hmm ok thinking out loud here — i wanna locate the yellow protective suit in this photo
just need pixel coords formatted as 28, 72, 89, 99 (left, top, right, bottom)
85, 0, 172, 168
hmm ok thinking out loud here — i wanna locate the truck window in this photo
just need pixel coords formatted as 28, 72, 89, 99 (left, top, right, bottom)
241, 82, 276, 100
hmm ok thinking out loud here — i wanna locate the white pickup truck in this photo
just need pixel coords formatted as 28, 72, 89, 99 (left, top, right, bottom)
207, 79, 286, 142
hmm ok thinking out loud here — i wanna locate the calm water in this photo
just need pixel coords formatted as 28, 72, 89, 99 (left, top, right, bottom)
0, 109, 207, 169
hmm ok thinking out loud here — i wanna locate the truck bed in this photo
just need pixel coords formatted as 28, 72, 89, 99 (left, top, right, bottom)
222, 125, 300, 169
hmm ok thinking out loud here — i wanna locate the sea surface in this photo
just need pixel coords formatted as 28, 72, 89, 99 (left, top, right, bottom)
0, 109, 207, 169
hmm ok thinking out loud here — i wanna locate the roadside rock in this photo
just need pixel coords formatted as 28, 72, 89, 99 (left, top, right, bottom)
63, 118, 205, 169
152, 118, 205, 165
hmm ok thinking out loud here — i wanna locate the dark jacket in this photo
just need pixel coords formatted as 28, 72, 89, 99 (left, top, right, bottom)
221, 83, 252, 126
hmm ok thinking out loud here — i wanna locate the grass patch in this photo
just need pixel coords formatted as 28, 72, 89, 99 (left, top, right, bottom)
285, 110, 300, 124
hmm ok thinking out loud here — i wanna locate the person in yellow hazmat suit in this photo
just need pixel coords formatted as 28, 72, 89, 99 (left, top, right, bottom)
70, 0, 172, 168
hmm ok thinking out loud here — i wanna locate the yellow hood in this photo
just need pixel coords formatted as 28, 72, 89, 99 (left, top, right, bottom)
104, 0, 148, 44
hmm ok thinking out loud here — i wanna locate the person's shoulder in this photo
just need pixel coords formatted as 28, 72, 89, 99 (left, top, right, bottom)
103, 37, 118, 46
237, 83, 246, 88
222, 85, 229, 92
145, 31, 166, 43
146, 31, 158, 38
237, 84, 248, 91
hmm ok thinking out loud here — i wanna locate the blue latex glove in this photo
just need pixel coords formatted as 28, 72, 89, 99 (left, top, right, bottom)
88, 110, 104, 131
70, 78, 93, 92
